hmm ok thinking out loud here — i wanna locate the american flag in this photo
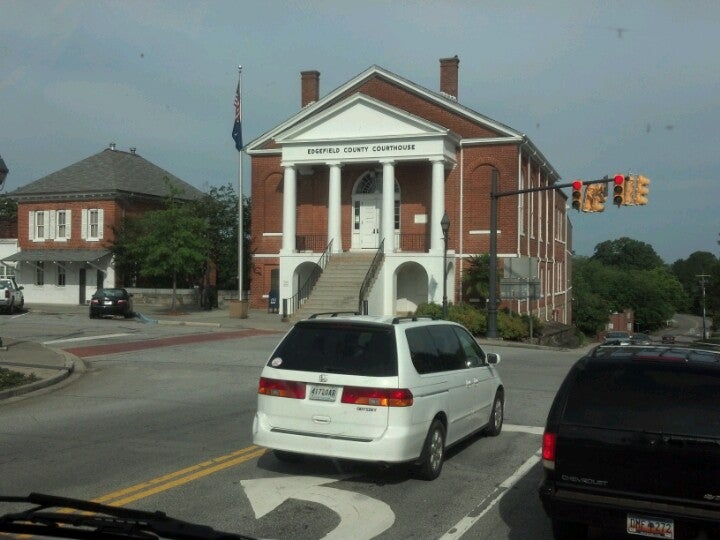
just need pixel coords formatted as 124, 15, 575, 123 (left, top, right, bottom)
232, 81, 242, 151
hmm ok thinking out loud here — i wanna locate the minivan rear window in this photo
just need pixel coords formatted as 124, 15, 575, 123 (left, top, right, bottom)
269, 322, 398, 376
564, 362, 720, 438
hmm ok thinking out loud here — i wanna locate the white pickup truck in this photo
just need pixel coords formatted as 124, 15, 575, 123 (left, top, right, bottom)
0, 277, 24, 314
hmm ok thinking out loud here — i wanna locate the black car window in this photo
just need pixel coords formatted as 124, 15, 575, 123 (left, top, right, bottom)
426, 325, 466, 371
563, 362, 720, 438
406, 327, 439, 374
452, 326, 485, 367
105, 289, 126, 298
270, 322, 397, 376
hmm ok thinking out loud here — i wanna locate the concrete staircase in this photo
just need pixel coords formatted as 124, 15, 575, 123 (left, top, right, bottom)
292, 253, 377, 320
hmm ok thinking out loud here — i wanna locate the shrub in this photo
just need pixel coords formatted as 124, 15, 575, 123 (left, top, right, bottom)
449, 303, 486, 335
414, 302, 444, 319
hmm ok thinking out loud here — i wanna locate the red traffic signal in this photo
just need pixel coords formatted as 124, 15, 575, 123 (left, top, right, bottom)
571, 180, 583, 210
613, 174, 625, 206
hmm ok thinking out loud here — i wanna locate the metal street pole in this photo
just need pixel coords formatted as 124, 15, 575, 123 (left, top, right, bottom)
441, 212, 450, 319
487, 169, 499, 338
0, 154, 8, 348
698, 274, 709, 340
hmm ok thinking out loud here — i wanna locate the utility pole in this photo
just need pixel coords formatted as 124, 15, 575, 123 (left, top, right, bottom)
488, 175, 618, 338
698, 273, 710, 340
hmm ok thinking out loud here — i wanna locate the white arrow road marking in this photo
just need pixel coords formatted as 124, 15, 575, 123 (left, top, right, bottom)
241, 476, 395, 540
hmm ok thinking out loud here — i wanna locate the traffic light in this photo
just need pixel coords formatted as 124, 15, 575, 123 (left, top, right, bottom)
571, 180, 583, 211
623, 175, 636, 205
584, 183, 606, 212
612, 174, 625, 206
634, 175, 650, 205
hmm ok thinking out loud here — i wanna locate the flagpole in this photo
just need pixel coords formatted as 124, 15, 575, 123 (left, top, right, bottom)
237, 65, 244, 305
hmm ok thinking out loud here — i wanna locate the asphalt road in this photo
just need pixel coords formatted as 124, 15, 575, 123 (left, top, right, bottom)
0, 311, 588, 539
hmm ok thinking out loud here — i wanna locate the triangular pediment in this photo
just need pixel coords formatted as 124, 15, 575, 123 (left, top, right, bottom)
275, 93, 448, 143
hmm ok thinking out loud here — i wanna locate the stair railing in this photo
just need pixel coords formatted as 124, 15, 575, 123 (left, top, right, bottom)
358, 239, 385, 314
282, 240, 333, 318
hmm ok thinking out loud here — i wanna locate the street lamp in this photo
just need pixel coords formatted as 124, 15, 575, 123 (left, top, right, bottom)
0, 154, 7, 349
441, 212, 450, 319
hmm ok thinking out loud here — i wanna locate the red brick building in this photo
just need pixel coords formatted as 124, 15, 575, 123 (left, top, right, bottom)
246, 57, 572, 322
3, 145, 201, 304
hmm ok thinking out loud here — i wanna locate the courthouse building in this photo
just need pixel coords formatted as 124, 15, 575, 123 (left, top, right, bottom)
246, 57, 572, 322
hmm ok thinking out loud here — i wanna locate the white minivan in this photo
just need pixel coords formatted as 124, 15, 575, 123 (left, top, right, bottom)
253, 313, 504, 480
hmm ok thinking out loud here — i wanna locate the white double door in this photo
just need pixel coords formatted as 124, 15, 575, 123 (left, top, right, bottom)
357, 195, 382, 249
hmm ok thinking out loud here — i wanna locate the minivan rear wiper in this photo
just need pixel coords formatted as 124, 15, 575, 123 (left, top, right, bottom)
0, 492, 254, 540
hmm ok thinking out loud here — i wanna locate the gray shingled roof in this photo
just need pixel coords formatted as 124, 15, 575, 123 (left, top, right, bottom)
9, 148, 203, 201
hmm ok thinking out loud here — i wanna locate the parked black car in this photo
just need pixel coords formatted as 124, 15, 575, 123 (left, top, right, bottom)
539, 344, 720, 540
89, 288, 134, 319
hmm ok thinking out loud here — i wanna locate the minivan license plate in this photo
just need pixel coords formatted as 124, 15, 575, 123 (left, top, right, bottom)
627, 513, 674, 538
309, 385, 338, 402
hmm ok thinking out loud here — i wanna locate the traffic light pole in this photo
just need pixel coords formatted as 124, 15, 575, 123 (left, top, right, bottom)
487, 175, 613, 338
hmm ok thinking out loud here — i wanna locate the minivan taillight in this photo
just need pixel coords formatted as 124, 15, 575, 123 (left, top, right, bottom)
341, 387, 413, 407
258, 377, 306, 399
4, 290, 9, 299
542, 431, 557, 470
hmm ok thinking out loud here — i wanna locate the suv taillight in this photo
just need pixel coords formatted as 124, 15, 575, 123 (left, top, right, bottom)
542, 431, 557, 470
341, 387, 413, 407
258, 377, 306, 399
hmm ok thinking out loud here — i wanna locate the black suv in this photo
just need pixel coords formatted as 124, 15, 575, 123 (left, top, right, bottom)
539, 344, 720, 540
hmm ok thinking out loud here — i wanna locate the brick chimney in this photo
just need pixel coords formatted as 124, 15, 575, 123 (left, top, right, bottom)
301, 70, 320, 107
440, 56, 459, 100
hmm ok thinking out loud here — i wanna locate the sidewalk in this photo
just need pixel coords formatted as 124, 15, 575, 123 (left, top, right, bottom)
0, 304, 292, 401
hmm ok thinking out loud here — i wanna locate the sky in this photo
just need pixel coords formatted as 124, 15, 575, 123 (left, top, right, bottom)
1, 0, 719, 264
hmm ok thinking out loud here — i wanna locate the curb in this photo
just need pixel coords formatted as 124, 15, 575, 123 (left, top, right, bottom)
0, 366, 72, 401
156, 320, 222, 328
0, 347, 84, 401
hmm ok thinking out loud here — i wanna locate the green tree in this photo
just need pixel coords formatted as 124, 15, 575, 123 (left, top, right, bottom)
571, 257, 612, 335
591, 237, 665, 270
462, 254, 491, 307
122, 203, 207, 310
191, 184, 251, 291
0, 197, 17, 220
572, 250, 688, 334
670, 251, 719, 316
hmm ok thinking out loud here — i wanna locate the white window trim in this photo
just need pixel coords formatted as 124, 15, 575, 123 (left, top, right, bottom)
55, 209, 71, 241
82, 208, 104, 241
30, 210, 49, 241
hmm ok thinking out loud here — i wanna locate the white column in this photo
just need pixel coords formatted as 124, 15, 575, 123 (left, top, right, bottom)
430, 158, 445, 253
281, 164, 297, 253
381, 160, 395, 252
327, 162, 342, 253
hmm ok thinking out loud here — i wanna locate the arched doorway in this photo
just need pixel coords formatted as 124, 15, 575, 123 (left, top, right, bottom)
294, 261, 320, 306
395, 261, 428, 315
351, 170, 400, 250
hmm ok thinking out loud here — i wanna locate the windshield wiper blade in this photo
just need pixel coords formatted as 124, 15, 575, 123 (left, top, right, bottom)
0, 493, 254, 540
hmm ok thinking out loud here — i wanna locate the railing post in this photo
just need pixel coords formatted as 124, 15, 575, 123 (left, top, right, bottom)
281, 298, 288, 322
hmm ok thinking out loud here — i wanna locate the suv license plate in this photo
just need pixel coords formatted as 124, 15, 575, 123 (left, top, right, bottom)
309, 385, 338, 402
627, 514, 674, 538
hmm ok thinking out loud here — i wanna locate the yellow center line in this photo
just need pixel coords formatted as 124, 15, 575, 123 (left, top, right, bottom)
1, 446, 266, 539
94, 445, 266, 507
